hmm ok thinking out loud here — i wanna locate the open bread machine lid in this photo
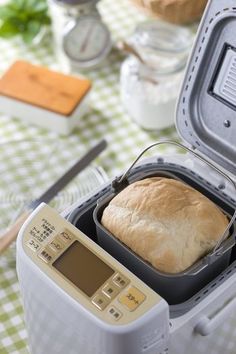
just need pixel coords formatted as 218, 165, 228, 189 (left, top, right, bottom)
176, 0, 236, 176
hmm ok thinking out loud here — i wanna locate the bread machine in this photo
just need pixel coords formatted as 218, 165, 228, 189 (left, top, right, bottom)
16, 1, 236, 353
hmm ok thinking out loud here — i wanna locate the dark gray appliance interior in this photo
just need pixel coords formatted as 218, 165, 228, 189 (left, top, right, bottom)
67, 161, 236, 316
176, 2, 236, 175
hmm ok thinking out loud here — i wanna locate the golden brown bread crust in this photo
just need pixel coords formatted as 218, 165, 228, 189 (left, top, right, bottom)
101, 177, 229, 273
130, 0, 208, 25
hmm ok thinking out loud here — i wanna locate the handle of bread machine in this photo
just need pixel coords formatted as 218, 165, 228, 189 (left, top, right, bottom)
195, 297, 236, 336
112, 140, 236, 258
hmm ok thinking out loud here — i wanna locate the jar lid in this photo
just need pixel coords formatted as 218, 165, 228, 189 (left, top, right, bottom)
129, 21, 194, 74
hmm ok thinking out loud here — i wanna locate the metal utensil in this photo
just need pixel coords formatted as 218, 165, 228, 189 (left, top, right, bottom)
0, 139, 107, 254
117, 40, 159, 85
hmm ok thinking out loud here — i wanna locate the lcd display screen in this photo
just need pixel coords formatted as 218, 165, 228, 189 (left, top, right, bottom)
53, 241, 114, 297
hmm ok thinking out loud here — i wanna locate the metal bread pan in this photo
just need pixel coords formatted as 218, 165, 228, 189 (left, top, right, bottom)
93, 171, 235, 305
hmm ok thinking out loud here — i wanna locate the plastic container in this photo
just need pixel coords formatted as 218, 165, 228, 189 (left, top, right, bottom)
0, 61, 91, 135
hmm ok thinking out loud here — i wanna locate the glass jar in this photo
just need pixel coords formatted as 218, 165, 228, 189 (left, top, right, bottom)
120, 21, 194, 130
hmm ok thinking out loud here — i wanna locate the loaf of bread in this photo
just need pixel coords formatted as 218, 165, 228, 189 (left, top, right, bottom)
130, 0, 208, 25
101, 177, 228, 273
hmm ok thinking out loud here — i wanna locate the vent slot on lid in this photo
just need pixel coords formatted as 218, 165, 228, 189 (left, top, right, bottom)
210, 44, 236, 110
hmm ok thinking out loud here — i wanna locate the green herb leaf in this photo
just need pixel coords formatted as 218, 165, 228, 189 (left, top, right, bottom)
0, 7, 17, 21
0, 20, 20, 38
26, 20, 41, 38
22, 30, 36, 43
0, 0, 51, 43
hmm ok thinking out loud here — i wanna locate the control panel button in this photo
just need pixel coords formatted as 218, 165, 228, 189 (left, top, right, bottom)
112, 273, 129, 289
102, 283, 119, 299
29, 219, 55, 243
107, 306, 123, 321
48, 237, 64, 253
92, 294, 110, 311
26, 238, 41, 252
38, 248, 53, 263
58, 231, 74, 244
118, 286, 146, 311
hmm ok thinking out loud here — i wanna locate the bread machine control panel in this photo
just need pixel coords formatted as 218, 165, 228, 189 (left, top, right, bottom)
22, 204, 162, 325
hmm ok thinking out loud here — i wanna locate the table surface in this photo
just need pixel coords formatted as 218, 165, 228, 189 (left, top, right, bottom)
0, 0, 180, 352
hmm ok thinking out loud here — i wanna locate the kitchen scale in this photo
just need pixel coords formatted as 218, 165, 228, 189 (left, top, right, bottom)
48, 0, 112, 70
17, 1, 236, 353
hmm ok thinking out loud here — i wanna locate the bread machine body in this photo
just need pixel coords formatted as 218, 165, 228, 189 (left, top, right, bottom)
67, 152, 236, 354
16, 203, 169, 354
16, 0, 236, 354
69, 0, 236, 352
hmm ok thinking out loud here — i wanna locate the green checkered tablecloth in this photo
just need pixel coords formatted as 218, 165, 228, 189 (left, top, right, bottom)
0, 0, 179, 352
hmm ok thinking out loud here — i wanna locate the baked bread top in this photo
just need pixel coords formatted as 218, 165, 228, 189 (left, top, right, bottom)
101, 177, 228, 273
130, 0, 208, 24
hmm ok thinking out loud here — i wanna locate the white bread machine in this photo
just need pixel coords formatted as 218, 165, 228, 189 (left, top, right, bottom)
16, 0, 236, 353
